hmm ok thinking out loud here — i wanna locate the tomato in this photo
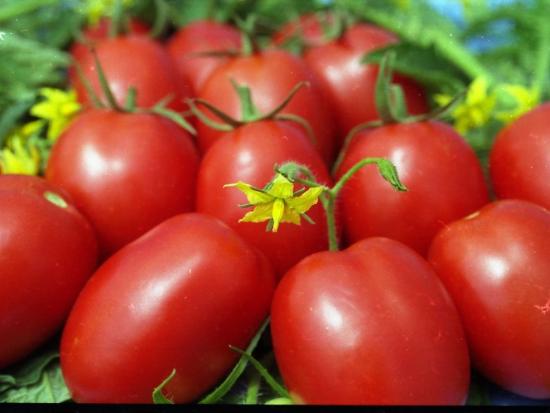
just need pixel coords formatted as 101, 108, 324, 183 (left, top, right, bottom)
195, 50, 337, 164
196, 120, 332, 277
275, 15, 427, 140
272, 13, 335, 48
429, 200, 550, 399
46, 109, 199, 257
0, 175, 97, 369
69, 18, 149, 79
335, 121, 489, 255
167, 20, 242, 95
61, 213, 275, 403
490, 103, 550, 210
271, 237, 470, 405
71, 35, 191, 111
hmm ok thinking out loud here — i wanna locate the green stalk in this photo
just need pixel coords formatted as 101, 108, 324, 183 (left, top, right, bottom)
532, 17, 550, 95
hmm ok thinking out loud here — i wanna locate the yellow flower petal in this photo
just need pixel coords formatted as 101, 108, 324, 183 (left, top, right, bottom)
271, 199, 286, 232
224, 182, 274, 205
286, 186, 323, 214
239, 203, 275, 224
266, 174, 294, 199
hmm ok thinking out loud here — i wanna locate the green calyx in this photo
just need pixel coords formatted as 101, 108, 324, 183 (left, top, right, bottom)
75, 49, 196, 135
188, 80, 316, 144
331, 51, 465, 174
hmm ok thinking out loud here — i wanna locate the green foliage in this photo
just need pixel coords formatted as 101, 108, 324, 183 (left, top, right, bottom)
0, 348, 71, 403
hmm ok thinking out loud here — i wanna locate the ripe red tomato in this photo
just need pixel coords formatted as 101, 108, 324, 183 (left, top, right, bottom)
0, 175, 97, 369
429, 200, 550, 399
167, 20, 242, 95
69, 18, 150, 79
46, 109, 199, 257
335, 121, 489, 255
71, 35, 191, 111
490, 103, 550, 210
196, 120, 332, 277
271, 237, 470, 405
195, 49, 337, 164
276, 15, 427, 139
61, 213, 275, 403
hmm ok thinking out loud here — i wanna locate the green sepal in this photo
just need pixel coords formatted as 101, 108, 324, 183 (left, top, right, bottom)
198, 318, 270, 404
229, 346, 290, 400
149, 106, 197, 136
43, 191, 68, 208
152, 368, 176, 404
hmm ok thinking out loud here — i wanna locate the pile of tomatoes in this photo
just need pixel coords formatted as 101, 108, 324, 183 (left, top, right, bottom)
1, 10, 550, 405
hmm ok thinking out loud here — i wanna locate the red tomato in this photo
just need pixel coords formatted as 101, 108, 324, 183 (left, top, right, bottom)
61, 213, 275, 403
0, 175, 97, 369
429, 200, 550, 399
276, 15, 427, 139
335, 121, 489, 255
490, 103, 550, 210
167, 20, 242, 95
69, 18, 149, 79
271, 237, 470, 405
196, 120, 332, 277
272, 13, 335, 48
71, 35, 191, 111
46, 109, 199, 257
195, 49, 337, 164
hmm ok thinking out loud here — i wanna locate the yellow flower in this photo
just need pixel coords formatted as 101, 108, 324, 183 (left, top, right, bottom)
30, 88, 81, 142
0, 134, 41, 175
83, 0, 135, 26
495, 84, 539, 124
435, 77, 496, 135
224, 174, 324, 232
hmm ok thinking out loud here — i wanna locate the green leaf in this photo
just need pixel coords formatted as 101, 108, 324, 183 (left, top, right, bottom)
198, 318, 270, 404
363, 43, 467, 94
0, 350, 71, 403
376, 159, 407, 192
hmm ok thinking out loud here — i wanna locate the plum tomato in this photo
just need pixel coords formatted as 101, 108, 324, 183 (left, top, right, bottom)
167, 20, 242, 95
196, 120, 332, 277
60, 213, 275, 403
195, 49, 337, 164
46, 109, 199, 257
0, 175, 97, 369
71, 35, 191, 111
490, 103, 550, 210
271, 237, 470, 405
428, 199, 550, 399
69, 18, 149, 80
335, 121, 489, 255
275, 15, 428, 140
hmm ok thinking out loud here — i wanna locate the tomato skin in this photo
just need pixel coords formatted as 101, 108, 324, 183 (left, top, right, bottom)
490, 103, 550, 210
0, 175, 98, 369
46, 109, 199, 257
195, 50, 337, 164
335, 121, 489, 255
196, 120, 332, 277
271, 237, 470, 405
71, 35, 191, 111
61, 213, 275, 403
167, 20, 242, 95
279, 18, 428, 139
428, 200, 550, 399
